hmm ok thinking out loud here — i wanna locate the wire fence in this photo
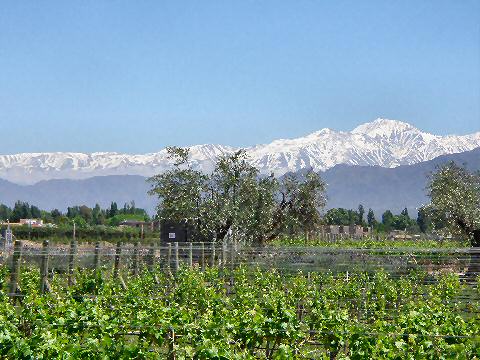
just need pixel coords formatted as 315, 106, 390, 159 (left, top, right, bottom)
1, 240, 480, 277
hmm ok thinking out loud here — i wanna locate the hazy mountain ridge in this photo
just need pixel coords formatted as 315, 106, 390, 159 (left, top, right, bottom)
0, 147, 478, 216
1, 118, 479, 185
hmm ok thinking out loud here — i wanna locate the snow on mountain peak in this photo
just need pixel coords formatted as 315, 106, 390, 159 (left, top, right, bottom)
0, 118, 479, 184
352, 118, 419, 137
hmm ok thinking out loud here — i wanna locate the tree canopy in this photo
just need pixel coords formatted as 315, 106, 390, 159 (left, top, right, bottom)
426, 162, 480, 247
148, 147, 327, 244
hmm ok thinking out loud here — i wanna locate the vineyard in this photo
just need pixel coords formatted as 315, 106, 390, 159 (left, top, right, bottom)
0, 241, 479, 359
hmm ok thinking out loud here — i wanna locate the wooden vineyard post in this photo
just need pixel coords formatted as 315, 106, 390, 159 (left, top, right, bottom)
200, 242, 205, 271
9, 240, 22, 301
114, 241, 121, 278
229, 242, 235, 290
188, 242, 193, 268
114, 241, 126, 290
222, 242, 227, 268
133, 241, 139, 276
148, 242, 155, 272
168, 327, 176, 360
210, 243, 216, 267
230, 241, 235, 270
167, 243, 172, 274
93, 241, 101, 273
150, 242, 161, 284
40, 240, 51, 294
68, 238, 77, 286
174, 242, 179, 272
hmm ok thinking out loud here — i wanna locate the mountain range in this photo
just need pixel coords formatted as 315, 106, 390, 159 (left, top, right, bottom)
1, 118, 479, 185
0, 147, 478, 216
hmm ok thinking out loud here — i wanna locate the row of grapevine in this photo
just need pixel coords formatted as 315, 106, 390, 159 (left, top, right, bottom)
0, 260, 479, 359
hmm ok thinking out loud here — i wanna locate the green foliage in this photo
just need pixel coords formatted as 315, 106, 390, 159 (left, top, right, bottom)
382, 210, 394, 231
324, 208, 360, 226
0, 200, 150, 231
0, 266, 478, 358
108, 214, 149, 226
357, 204, 365, 225
148, 148, 327, 244
417, 207, 430, 233
0, 224, 143, 241
272, 235, 469, 248
367, 208, 376, 227
426, 162, 480, 246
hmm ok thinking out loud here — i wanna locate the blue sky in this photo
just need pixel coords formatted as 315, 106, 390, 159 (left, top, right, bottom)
0, 1, 479, 154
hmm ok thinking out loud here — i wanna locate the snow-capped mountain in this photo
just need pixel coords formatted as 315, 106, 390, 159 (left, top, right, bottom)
1, 118, 479, 185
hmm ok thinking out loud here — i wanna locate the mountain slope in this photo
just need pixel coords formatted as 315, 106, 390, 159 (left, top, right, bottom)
0, 147, 478, 215
1, 118, 479, 184
324, 147, 480, 215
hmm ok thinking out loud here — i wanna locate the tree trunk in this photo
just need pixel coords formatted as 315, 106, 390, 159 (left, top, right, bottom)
466, 230, 480, 280
466, 249, 480, 280
471, 230, 480, 247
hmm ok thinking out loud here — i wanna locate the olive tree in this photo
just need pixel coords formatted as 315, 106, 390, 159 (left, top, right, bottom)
427, 162, 480, 247
148, 147, 327, 244
147, 146, 207, 223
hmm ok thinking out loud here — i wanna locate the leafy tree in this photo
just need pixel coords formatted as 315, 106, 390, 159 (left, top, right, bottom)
72, 215, 88, 228
30, 205, 41, 219
0, 204, 12, 221
50, 209, 62, 222
67, 206, 79, 219
148, 147, 326, 244
324, 208, 350, 226
324, 208, 361, 226
426, 162, 480, 247
109, 202, 118, 218
357, 204, 365, 225
40, 210, 53, 224
391, 214, 411, 231
11, 201, 32, 222
79, 205, 92, 224
367, 208, 376, 227
382, 210, 394, 231
92, 204, 105, 225
148, 146, 208, 224
277, 171, 326, 236
416, 207, 429, 233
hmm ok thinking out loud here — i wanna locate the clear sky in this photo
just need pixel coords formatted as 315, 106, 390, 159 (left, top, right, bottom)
0, 1, 479, 154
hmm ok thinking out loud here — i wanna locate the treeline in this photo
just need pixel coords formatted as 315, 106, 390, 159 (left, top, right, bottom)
0, 224, 142, 241
0, 200, 150, 227
324, 205, 440, 233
